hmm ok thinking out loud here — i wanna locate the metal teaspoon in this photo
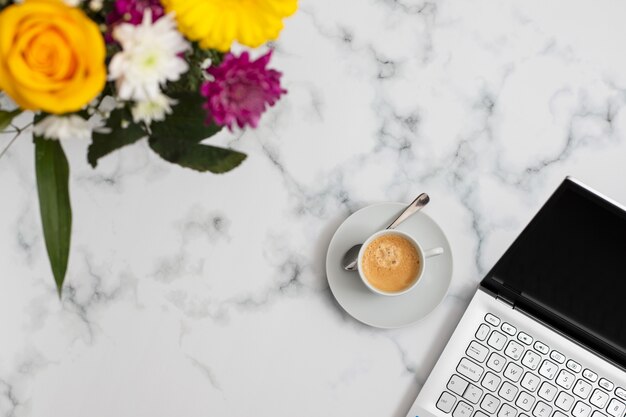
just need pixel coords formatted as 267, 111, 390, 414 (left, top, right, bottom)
341, 193, 430, 271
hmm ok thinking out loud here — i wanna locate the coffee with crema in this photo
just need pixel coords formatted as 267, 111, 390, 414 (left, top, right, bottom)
361, 234, 420, 293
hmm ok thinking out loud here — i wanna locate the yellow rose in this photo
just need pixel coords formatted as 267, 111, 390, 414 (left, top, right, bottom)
0, 0, 106, 114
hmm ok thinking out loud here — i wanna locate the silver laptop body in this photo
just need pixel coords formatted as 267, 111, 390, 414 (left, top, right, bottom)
407, 178, 626, 417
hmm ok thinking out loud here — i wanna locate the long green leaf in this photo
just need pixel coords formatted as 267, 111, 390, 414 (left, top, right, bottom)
87, 108, 146, 167
0, 109, 21, 131
35, 137, 72, 297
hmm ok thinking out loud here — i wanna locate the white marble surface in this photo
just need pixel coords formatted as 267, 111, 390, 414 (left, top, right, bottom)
2, 0, 626, 416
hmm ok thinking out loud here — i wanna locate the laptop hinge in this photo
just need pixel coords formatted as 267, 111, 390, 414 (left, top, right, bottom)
482, 276, 519, 309
495, 283, 518, 309
496, 294, 515, 308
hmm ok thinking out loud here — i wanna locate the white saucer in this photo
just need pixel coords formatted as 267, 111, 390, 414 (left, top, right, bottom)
326, 203, 453, 328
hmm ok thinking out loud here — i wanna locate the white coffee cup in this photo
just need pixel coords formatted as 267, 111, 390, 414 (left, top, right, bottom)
357, 229, 444, 296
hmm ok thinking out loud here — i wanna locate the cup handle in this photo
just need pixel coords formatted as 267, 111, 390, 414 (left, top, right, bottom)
424, 247, 444, 258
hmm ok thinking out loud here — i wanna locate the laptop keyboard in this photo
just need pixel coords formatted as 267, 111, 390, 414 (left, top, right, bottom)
436, 313, 626, 417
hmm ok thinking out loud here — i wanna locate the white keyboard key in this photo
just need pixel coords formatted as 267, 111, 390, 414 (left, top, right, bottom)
498, 403, 517, 417
573, 379, 593, 399
462, 383, 483, 404
607, 399, 626, 417
591, 412, 607, 417
437, 391, 456, 413
487, 353, 506, 373
475, 412, 489, 417
616, 387, 626, 401
566, 359, 582, 373
448, 375, 469, 396
505, 340, 524, 361
466, 341, 489, 363
488, 331, 507, 351
599, 378, 614, 392
590, 388, 610, 408
503, 362, 523, 382
476, 324, 490, 341
452, 401, 474, 417
485, 313, 501, 326
532, 401, 552, 417
481, 372, 501, 392
556, 369, 575, 389
453, 401, 473, 417
521, 350, 541, 370
534, 341, 549, 354
538, 382, 557, 402
498, 381, 518, 402
555, 391, 575, 411
457, 358, 484, 382
572, 401, 592, 417
538, 360, 557, 380
481, 394, 500, 414
553, 412, 567, 417
517, 332, 533, 345
549, 350, 565, 363
521, 372, 540, 392
516, 391, 536, 411
501, 322, 516, 336
583, 369, 598, 382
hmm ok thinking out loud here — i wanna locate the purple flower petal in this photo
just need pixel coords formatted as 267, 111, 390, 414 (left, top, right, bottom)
201, 50, 287, 131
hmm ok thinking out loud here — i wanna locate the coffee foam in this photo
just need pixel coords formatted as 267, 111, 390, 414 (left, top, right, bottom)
361, 234, 420, 293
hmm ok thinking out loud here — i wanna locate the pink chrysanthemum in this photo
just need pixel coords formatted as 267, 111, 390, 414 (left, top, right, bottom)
200, 51, 286, 130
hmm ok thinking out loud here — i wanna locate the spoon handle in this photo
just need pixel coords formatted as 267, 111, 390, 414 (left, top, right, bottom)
386, 193, 430, 230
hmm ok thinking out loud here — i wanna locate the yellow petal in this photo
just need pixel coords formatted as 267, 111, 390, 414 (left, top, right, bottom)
166, 0, 298, 50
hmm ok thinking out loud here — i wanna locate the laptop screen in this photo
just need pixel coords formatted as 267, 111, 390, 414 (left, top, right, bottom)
484, 178, 626, 367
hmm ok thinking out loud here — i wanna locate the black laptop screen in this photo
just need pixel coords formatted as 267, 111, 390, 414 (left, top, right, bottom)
485, 179, 626, 366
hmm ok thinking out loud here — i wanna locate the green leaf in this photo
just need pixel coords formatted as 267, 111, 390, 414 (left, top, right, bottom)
34, 136, 72, 297
150, 92, 222, 142
87, 107, 146, 167
148, 135, 246, 173
147, 92, 244, 173
148, 93, 246, 174
0, 109, 22, 131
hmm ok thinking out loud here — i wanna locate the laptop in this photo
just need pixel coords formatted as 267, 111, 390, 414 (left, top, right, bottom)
406, 177, 626, 417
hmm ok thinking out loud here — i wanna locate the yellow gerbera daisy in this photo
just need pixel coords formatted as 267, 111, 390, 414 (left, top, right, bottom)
161, 0, 298, 51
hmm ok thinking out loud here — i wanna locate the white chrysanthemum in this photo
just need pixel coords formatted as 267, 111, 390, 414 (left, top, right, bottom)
34, 115, 95, 141
109, 12, 189, 101
132, 93, 176, 125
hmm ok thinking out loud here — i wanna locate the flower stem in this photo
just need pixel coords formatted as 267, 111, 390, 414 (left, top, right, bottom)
0, 122, 33, 161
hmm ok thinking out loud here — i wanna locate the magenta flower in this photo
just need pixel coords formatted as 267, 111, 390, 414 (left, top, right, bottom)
106, 0, 165, 42
200, 51, 287, 131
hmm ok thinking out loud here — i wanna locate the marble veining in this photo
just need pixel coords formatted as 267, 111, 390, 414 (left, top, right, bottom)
2, 0, 626, 416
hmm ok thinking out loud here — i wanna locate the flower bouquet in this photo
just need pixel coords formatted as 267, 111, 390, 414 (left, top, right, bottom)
0, 0, 297, 295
